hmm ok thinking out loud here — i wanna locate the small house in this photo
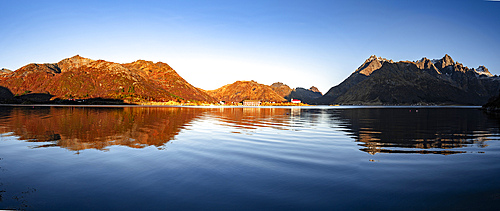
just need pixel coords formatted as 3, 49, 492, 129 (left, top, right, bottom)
291, 99, 301, 104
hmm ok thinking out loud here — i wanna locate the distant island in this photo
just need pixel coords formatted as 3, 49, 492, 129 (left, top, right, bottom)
0, 54, 499, 106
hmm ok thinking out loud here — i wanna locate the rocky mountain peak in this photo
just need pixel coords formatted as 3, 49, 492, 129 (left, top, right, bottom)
356, 57, 382, 76
415, 57, 441, 74
309, 86, 322, 94
271, 82, 287, 87
57, 55, 95, 72
475, 65, 493, 76
316, 54, 499, 106
355, 55, 395, 76
270, 82, 293, 97
443, 54, 454, 65
366, 55, 393, 63
434, 54, 455, 69
0, 68, 12, 75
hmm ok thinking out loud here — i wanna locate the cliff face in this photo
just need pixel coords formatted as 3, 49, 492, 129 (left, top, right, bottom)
315, 55, 500, 105
208, 80, 286, 102
0, 55, 215, 103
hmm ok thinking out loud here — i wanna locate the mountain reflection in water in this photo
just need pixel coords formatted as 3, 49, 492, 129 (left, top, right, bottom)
0, 107, 297, 151
0, 106, 499, 155
0, 106, 204, 151
327, 107, 500, 155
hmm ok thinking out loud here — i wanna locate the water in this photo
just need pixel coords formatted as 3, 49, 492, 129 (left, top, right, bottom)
0, 106, 499, 210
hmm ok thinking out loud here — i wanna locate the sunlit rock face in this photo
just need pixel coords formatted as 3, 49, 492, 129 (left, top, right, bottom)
270, 82, 293, 97
0, 55, 215, 103
315, 55, 500, 105
208, 80, 286, 103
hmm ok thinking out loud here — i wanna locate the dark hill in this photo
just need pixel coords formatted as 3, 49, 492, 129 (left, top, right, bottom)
285, 87, 322, 103
270, 82, 322, 103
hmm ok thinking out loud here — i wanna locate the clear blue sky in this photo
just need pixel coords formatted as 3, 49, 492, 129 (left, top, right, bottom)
1, 0, 499, 93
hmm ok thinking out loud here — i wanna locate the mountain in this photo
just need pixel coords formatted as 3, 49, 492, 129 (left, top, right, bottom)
285, 86, 322, 103
0, 68, 12, 75
270, 82, 292, 97
208, 80, 286, 102
270, 82, 322, 103
0, 86, 15, 103
483, 89, 500, 111
314, 55, 500, 105
0, 55, 215, 103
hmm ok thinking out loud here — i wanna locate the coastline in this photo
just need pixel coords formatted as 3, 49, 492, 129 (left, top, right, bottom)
0, 104, 483, 109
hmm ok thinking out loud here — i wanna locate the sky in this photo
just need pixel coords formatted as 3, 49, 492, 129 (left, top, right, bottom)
1, 0, 499, 93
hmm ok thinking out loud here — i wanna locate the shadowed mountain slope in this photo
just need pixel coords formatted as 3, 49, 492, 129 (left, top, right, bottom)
270, 82, 322, 103
314, 55, 499, 105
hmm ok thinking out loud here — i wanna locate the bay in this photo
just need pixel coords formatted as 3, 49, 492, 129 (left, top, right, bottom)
0, 106, 499, 210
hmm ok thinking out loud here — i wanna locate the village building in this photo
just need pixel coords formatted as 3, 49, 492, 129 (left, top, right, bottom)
243, 100, 261, 106
291, 98, 301, 103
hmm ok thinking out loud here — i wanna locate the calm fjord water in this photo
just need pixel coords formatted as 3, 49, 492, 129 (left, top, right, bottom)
0, 106, 499, 210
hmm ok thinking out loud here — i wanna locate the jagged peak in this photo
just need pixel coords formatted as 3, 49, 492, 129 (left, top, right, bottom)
415, 57, 430, 63
355, 55, 393, 76
477, 65, 488, 71
474, 65, 493, 76
443, 54, 453, 61
354, 54, 492, 78
414, 57, 441, 74
441, 54, 455, 66
366, 55, 393, 63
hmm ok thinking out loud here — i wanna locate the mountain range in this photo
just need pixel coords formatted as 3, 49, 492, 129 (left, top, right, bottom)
314, 55, 499, 105
0, 55, 214, 103
0, 54, 498, 105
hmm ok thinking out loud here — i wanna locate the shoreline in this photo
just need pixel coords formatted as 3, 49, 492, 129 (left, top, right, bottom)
0, 104, 483, 109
